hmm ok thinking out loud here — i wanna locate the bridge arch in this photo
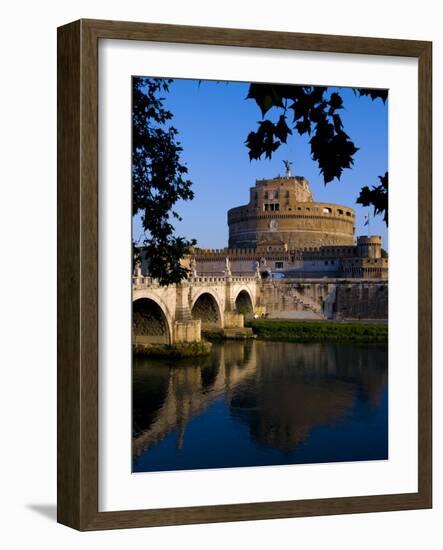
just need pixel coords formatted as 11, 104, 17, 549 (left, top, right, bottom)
234, 288, 254, 319
191, 291, 223, 330
133, 295, 173, 345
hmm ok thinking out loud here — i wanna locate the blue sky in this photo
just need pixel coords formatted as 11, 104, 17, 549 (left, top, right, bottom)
133, 79, 388, 250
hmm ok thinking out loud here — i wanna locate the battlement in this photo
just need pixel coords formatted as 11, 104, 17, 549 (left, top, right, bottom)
194, 247, 257, 257
193, 244, 359, 260
357, 236, 382, 244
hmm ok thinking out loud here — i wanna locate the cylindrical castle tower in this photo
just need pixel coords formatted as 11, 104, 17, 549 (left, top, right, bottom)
356, 236, 382, 258
227, 175, 355, 249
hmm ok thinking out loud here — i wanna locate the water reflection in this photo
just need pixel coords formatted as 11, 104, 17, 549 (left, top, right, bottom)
133, 341, 388, 472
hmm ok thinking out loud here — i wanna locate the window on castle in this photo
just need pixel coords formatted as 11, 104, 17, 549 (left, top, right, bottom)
264, 192, 269, 199
275, 261, 284, 269
274, 190, 279, 198
323, 207, 332, 214
264, 204, 269, 211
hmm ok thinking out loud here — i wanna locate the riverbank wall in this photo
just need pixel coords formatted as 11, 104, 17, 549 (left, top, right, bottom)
260, 278, 388, 320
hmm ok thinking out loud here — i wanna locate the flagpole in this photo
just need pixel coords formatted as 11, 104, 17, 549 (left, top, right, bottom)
364, 211, 371, 237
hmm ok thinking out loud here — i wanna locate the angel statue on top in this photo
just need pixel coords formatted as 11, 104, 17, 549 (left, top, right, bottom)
283, 160, 293, 178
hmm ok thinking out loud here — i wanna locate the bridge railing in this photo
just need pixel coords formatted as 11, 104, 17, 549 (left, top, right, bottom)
132, 274, 257, 288
133, 276, 156, 289
190, 275, 257, 284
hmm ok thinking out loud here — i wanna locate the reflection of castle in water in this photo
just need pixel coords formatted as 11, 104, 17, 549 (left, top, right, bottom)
133, 342, 387, 457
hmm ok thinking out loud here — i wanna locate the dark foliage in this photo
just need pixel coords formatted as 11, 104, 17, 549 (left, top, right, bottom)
357, 172, 389, 225
355, 88, 388, 103
245, 84, 388, 224
132, 77, 195, 285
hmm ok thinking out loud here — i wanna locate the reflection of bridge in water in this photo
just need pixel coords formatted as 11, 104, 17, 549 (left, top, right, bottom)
133, 341, 388, 459
132, 275, 259, 345
133, 342, 258, 457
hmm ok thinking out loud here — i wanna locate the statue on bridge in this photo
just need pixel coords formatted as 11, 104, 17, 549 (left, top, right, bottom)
224, 256, 232, 277
255, 260, 262, 280
189, 257, 197, 278
134, 259, 143, 278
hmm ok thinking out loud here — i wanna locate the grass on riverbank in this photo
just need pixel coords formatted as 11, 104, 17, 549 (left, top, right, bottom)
246, 319, 388, 343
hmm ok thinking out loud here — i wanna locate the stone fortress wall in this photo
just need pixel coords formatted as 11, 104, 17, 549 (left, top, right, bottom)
192, 235, 387, 280
260, 278, 388, 320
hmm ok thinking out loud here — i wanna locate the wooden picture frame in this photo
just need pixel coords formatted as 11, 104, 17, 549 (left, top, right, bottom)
57, 18, 432, 530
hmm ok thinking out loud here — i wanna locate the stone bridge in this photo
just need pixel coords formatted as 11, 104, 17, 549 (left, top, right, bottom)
133, 274, 260, 345
133, 273, 388, 345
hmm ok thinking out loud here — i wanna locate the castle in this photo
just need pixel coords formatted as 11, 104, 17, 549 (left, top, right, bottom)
135, 165, 388, 323
190, 166, 388, 280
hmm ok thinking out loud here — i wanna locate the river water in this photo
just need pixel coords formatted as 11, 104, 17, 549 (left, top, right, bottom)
133, 340, 388, 472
